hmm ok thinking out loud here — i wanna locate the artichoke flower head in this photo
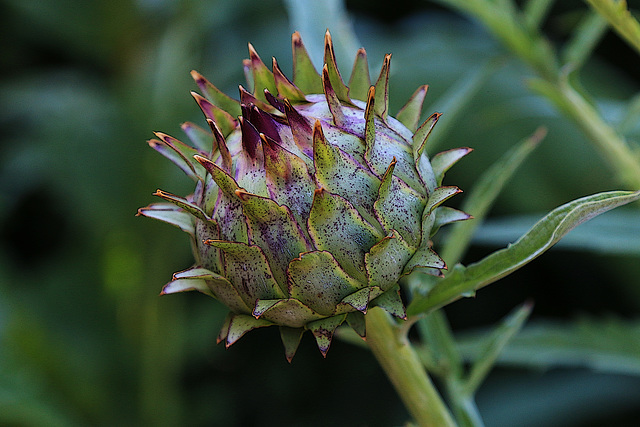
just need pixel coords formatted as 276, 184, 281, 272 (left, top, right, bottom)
138, 31, 471, 361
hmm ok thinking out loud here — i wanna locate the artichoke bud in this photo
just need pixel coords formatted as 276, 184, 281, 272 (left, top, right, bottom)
138, 31, 471, 361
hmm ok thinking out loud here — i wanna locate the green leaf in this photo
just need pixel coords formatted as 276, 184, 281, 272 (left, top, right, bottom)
457, 316, 640, 376
585, 0, 640, 56
472, 210, 640, 255
181, 121, 213, 152
561, 10, 608, 69
461, 301, 533, 394
370, 285, 406, 319
430, 147, 473, 186
323, 31, 350, 103
407, 190, 640, 316
373, 54, 391, 120
523, 0, 555, 30
290, 31, 323, 94
253, 298, 323, 328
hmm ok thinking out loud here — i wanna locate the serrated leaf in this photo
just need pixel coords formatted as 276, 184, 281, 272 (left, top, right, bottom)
408, 190, 640, 316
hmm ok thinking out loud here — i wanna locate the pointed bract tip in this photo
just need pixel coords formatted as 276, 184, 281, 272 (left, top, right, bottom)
312, 119, 324, 136
248, 42, 263, 63
365, 85, 375, 115
292, 31, 302, 44
323, 31, 336, 63
190, 91, 208, 106
234, 188, 251, 201
259, 132, 273, 149
190, 70, 205, 83
193, 154, 212, 166
324, 29, 332, 42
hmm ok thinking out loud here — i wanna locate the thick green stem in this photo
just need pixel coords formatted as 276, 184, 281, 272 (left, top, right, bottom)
364, 307, 457, 427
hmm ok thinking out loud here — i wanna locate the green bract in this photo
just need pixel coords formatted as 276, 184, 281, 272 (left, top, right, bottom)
138, 31, 471, 361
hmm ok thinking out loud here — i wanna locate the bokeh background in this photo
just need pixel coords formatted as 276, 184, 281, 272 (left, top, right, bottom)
2, 0, 640, 425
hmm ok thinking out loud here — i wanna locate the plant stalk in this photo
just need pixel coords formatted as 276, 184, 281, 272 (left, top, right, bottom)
364, 307, 457, 427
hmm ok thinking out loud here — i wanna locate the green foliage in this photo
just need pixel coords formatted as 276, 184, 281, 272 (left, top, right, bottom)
457, 316, 640, 375
585, 0, 640, 55
408, 190, 640, 315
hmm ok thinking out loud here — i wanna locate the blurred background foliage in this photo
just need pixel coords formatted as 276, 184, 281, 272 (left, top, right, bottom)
1, 0, 640, 425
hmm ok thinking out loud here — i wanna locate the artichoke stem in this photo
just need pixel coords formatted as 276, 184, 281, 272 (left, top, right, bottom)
364, 307, 457, 427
